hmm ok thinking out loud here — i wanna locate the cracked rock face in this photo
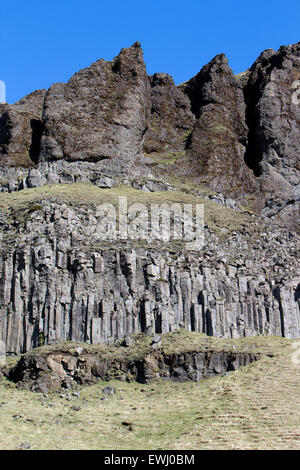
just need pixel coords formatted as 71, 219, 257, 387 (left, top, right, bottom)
40, 42, 151, 166
0, 41, 299, 229
143, 73, 195, 155
0, 201, 299, 354
244, 43, 300, 227
0, 89, 46, 167
0, 42, 299, 355
181, 54, 259, 198
9, 348, 260, 391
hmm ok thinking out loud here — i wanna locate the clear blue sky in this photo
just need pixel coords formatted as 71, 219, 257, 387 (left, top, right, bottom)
1, 0, 299, 103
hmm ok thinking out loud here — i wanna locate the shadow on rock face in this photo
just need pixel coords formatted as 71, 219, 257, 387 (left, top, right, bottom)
29, 119, 44, 164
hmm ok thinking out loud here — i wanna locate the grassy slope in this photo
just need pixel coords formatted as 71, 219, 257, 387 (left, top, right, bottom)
0, 182, 254, 237
0, 335, 299, 450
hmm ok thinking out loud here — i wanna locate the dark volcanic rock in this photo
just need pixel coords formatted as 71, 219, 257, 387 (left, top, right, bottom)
181, 54, 259, 198
143, 73, 195, 155
10, 352, 108, 392
0, 199, 298, 355
0, 43, 299, 357
0, 41, 299, 230
244, 43, 300, 228
102, 385, 115, 396
0, 89, 46, 167
9, 346, 260, 391
40, 42, 151, 165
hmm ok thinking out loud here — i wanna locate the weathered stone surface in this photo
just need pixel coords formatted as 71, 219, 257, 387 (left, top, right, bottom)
102, 385, 115, 395
93, 176, 117, 188
26, 169, 46, 188
244, 43, 300, 228
9, 346, 260, 391
0, 89, 46, 167
0, 42, 299, 358
181, 54, 259, 198
0, 200, 298, 354
132, 180, 171, 192
40, 42, 151, 167
0, 42, 299, 230
143, 73, 195, 155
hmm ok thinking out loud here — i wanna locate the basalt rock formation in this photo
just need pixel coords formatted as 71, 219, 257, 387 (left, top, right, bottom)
180, 54, 259, 199
0, 42, 299, 354
0, 197, 298, 354
143, 72, 195, 155
40, 42, 151, 165
0, 41, 299, 229
0, 89, 46, 167
244, 44, 300, 230
9, 342, 261, 391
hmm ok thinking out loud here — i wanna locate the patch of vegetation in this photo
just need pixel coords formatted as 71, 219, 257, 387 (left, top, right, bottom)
0, 182, 255, 237
25, 333, 152, 365
22, 330, 281, 363
16, 174, 25, 183
179, 129, 193, 142
26, 204, 44, 215
0, 334, 299, 449
0, 152, 34, 168
212, 125, 230, 134
146, 150, 187, 166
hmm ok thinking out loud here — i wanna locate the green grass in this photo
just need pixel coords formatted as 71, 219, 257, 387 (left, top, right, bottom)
0, 335, 299, 450
0, 182, 255, 237
20, 330, 275, 364
144, 150, 187, 165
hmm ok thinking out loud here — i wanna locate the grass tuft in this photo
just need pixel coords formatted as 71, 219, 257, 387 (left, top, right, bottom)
0, 334, 299, 450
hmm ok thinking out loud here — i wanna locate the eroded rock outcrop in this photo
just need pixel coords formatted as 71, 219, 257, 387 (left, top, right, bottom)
143, 73, 195, 155
0, 199, 299, 354
181, 54, 259, 198
244, 43, 300, 227
0, 89, 46, 167
40, 42, 151, 167
0, 42, 299, 356
0, 41, 299, 230
9, 346, 260, 392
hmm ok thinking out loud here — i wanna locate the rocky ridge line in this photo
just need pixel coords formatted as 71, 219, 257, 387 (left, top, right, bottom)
0, 42, 299, 230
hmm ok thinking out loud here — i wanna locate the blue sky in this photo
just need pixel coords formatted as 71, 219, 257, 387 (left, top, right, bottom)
1, 0, 299, 103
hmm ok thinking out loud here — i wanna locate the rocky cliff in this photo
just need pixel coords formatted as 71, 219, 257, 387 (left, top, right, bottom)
0, 187, 298, 354
0, 42, 299, 354
1, 42, 299, 227
8, 332, 261, 391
